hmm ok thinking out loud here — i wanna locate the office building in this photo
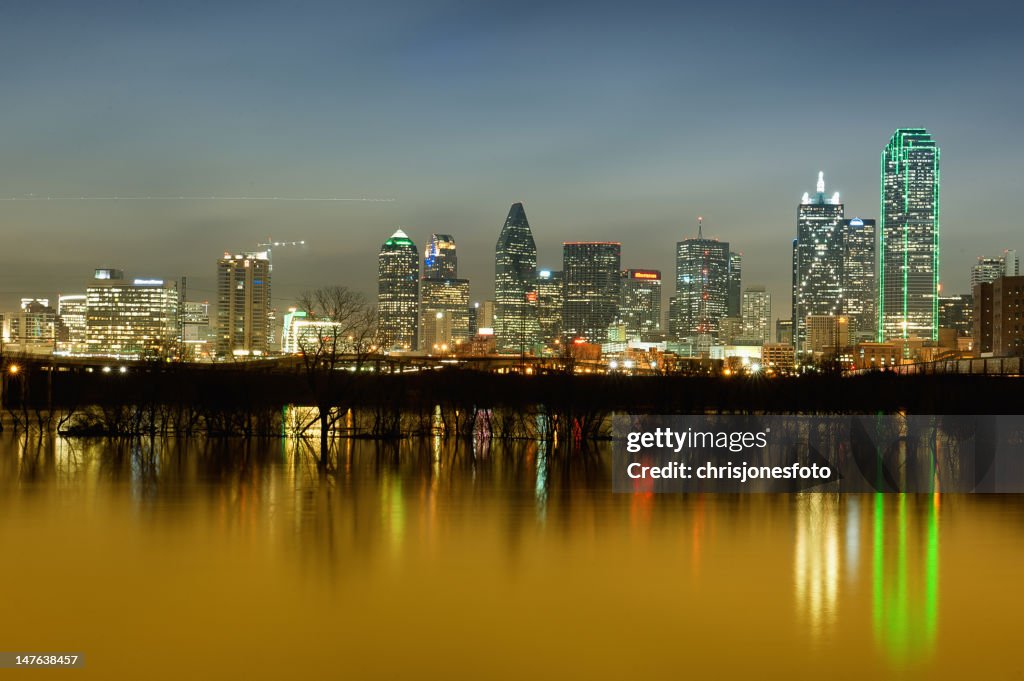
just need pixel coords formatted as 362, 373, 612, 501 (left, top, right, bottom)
182, 300, 213, 359
728, 252, 742, 317
620, 269, 662, 338
879, 128, 940, 343
792, 172, 844, 353
494, 202, 540, 353
974, 276, 1024, 356
971, 251, 1019, 288
670, 220, 730, 340
420, 278, 471, 352
87, 269, 179, 358
216, 252, 271, 357
424, 233, 458, 280
840, 218, 877, 341
57, 294, 88, 354
938, 294, 973, 337
378, 229, 419, 351
741, 286, 771, 344
562, 242, 621, 344
536, 269, 563, 345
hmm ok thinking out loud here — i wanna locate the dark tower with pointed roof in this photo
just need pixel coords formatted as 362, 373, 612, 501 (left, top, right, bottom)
494, 202, 539, 353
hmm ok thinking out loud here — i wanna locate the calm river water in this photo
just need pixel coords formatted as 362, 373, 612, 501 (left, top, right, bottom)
1, 434, 1022, 679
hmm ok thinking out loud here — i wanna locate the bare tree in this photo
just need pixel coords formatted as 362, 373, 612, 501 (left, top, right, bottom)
294, 286, 378, 467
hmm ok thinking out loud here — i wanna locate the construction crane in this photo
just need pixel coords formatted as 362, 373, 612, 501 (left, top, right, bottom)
256, 239, 307, 271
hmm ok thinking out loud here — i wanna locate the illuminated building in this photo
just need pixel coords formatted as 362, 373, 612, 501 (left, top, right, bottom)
974, 276, 1024, 356
5, 299, 58, 355
741, 285, 771, 344
620, 269, 662, 338
86, 269, 179, 358
805, 314, 849, 355
181, 300, 213, 359
879, 128, 940, 343
840, 218, 877, 342
793, 172, 844, 354
562, 242, 621, 344
216, 252, 271, 357
971, 251, 1018, 289
776, 318, 793, 345
938, 294, 973, 337
420, 278, 470, 352
280, 308, 348, 354
57, 294, 88, 353
670, 219, 730, 340
728, 252, 742, 317
761, 343, 795, 371
494, 202, 539, 353
424, 233, 458, 280
378, 229, 419, 351
536, 270, 563, 345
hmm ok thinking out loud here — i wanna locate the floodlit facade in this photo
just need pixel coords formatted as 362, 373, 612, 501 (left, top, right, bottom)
879, 128, 940, 343
562, 242, 621, 344
424, 233, 458, 280
378, 229, 419, 351
494, 202, 539, 353
620, 269, 662, 338
792, 172, 844, 354
86, 270, 179, 358
216, 252, 271, 357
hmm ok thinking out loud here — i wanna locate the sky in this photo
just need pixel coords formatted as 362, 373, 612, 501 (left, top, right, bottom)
1, 0, 1022, 320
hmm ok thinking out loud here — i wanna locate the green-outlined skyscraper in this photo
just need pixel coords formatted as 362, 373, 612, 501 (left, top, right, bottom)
879, 128, 940, 344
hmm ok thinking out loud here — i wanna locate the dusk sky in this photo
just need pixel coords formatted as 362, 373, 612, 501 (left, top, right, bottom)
2, 0, 1022, 318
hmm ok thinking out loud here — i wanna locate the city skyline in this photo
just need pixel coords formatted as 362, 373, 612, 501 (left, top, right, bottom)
2, 1, 1022, 316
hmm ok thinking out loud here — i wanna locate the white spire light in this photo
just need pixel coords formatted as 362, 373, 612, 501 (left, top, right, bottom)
816, 171, 825, 194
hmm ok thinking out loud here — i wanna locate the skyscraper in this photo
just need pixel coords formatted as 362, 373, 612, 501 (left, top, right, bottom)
970, 251, 1019, 289
879, 128, 940, 343
89, 269, 180, 359
741, 285, 771, 344
562, 242, 621, 343
536, 269, 563, 345
378, 229, 419, 351
670, 220, 730, 341
494, 202, 539, 353
727, 251, 742, 317
840, 217, 877, 342
792, 172, 844, 354
620, 269, 662, 338
424, 233, 458, 280
216, 252, 271, 357
420, 233, 469, 352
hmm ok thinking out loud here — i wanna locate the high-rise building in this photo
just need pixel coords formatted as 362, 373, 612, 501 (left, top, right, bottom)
670, 220, 730, 340
562, 242, 621, 343
879, 128, 940, 343
792, 172, 844, 354
620, 269, 662, 338
216, 252, 272, 357
182, 300, 213, 359
57, 294, 88, 354
494, 202, 539, 353
536, 269, 563, 345
87, 269, 179, 358
971, 251, 1019, 289
424, 233, 458, 280
938, 294, 973, 337
727, 252, 742, 317
840, 218, 877, 342
974, 276, 1024, 356
741, 285, 771, 344
378, 229, 420, 351
420, 278, 471, 352
419, 233, 469, 353
5, 299, 58, 355
776, 318, 794, 345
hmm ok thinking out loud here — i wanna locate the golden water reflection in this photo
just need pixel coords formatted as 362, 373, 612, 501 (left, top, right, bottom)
1, 435, 1023, 679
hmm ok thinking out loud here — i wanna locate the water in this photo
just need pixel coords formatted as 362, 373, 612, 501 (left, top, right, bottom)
1, 434, 1023, 679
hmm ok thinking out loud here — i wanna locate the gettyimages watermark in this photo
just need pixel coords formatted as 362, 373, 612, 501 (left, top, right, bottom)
612, 415, 1024, 493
